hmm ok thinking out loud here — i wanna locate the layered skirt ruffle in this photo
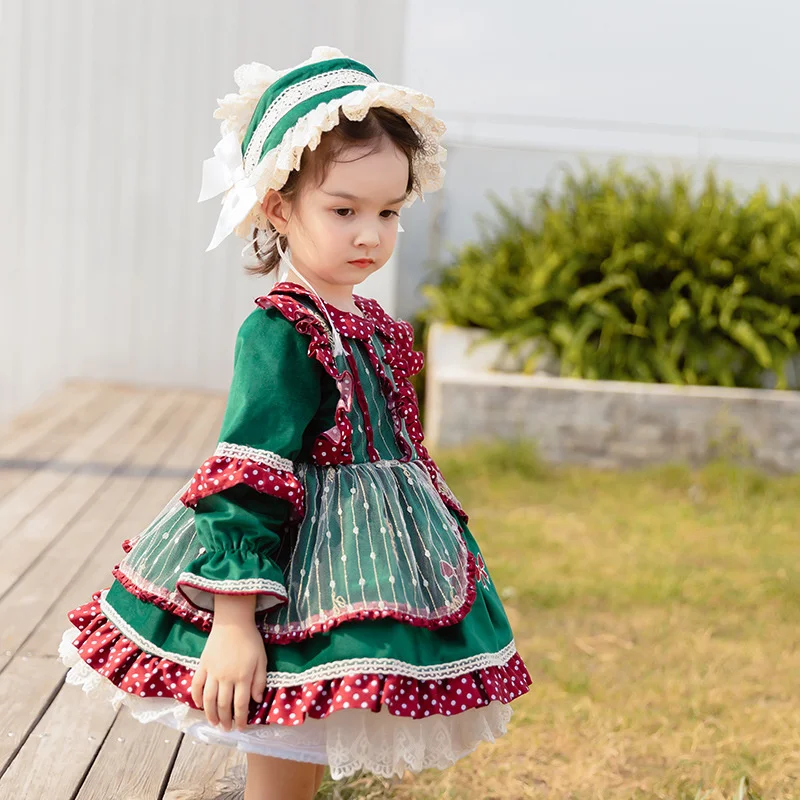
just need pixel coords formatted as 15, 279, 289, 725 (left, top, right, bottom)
58, 589, 531, 779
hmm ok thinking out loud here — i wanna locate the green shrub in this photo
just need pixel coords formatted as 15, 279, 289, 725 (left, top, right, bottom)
419, 162, 800, 387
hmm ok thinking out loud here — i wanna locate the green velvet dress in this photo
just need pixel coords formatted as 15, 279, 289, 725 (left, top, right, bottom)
57, 281, 532, 780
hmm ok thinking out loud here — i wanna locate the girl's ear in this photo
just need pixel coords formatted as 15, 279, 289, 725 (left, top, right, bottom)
262, 189, 291, 234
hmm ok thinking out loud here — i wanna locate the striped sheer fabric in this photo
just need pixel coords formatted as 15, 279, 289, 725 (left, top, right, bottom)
267, 458, 469, 637
113, 457, 470, 637
114, 482, 216, 621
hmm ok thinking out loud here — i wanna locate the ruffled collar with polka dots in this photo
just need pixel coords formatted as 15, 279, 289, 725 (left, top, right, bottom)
267, 281, 398, 344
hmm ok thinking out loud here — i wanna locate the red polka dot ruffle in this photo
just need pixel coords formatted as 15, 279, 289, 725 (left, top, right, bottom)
65, 590, 532, 727
180, 456, 304, 517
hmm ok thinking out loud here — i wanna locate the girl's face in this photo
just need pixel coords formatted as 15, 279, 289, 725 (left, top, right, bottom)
263, 138, 409, 291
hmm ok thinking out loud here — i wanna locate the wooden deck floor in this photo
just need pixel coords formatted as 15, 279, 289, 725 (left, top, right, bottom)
0, 380, 256, 800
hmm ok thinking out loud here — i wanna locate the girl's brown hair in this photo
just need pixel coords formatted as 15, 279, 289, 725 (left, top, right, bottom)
245, 106, 423, 277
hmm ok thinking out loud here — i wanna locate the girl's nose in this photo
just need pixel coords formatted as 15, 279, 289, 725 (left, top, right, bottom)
354, 227, 380, 248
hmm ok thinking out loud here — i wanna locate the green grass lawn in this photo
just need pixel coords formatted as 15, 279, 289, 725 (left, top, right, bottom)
317, 441, 800, 799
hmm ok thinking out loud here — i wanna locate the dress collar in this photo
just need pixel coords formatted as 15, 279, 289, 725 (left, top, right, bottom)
267, 281, 396, 343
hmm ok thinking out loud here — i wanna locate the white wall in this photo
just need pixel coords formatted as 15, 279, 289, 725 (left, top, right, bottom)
404, 0, 800, 163
0, 0, 407, 424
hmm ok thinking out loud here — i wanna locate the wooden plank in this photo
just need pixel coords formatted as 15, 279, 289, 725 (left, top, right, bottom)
73, 708, 182, 800
28, 391, 223, 660
0, 389, 195, 668
0, 389, 165, 593
0, 382, 103, 457
0, 389, 221, 798
0, 390, 195, 781
0, 383, 115, 499
0, 655, 65, 777
0, 666, 119, 800
0, 382, 168, 554
0, 473, 136, 596
0, 395, 224, 800
163, 740, 246, 800
1, 382, 135, 462
0, 384, 228, 800
0, 385, 148, 545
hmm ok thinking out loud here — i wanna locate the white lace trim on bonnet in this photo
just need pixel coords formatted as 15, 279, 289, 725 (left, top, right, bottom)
198, 45, 446, 252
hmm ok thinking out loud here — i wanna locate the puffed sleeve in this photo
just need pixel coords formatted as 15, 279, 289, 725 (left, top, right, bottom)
175, 304, 322, 614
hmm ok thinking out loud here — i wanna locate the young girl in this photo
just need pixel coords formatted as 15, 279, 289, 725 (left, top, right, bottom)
57, 46, 532, 799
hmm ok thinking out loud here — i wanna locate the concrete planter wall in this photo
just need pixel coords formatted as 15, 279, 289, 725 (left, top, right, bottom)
424, 322, 800, 472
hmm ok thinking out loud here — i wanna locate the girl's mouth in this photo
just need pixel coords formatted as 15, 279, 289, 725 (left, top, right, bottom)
348, 259, 374, 268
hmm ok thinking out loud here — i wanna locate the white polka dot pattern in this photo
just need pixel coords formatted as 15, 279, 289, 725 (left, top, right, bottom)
60, 591, 533, 727
181, 453, 304, 516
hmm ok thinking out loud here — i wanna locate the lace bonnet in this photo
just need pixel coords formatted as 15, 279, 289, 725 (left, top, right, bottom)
198, 45, 447, 252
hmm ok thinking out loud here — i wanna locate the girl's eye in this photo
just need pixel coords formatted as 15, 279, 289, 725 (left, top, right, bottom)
334, 208, 399, 219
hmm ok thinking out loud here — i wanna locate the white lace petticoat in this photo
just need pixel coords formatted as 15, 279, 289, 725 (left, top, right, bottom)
58, 627, 514, 780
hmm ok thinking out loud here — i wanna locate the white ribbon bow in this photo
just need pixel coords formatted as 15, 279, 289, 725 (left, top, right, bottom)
198, 131, 258, 252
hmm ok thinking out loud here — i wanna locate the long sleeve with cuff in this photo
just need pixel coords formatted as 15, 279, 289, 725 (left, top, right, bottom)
176, 305, 322, 615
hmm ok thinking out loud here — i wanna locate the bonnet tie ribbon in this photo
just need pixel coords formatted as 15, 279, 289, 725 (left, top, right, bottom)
276, 238, 346, 357
198, 131, 258, 251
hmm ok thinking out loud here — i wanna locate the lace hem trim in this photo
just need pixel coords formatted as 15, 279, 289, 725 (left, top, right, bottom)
58, 626, 516, 780
214, 442, 294, 473
176, 574, 287, 596
261, 548, 479, 646
175, 574, 288, 614
261, 638, 521, 686
99, 585, 520, 683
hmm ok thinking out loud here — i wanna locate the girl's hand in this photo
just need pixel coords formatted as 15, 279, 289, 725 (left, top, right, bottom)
190, 600, 268, 732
